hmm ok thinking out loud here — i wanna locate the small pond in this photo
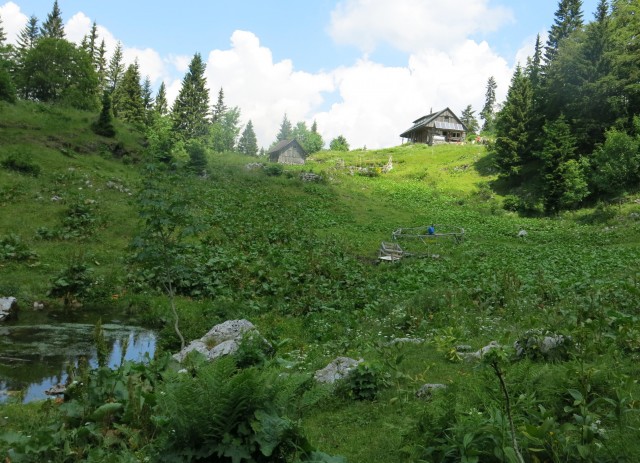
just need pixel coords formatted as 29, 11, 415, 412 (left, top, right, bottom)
0, 307, 156, 403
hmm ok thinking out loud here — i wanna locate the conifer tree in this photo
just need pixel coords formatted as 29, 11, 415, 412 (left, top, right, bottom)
209, 106, 241, 152
142, 76, 154, 125
16, 15, 39, 52
460, 105, 479, 135
212, 87, 227, 123
106, 42, 124, 92
96, 39, 107, 91
480, 76, 497, 132
40, 0, 65, 39
538, 116, 587, 213
154, 81, 168, 116
171, 53, 210, 140
544, 0, 584, 64
92, 90, 116, 137
237, 120, 258, 156
491, 66, 534, 179
276, 114, 293, 142
113, 61, 145, 127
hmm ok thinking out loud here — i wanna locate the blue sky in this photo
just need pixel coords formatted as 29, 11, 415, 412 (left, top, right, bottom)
1, 0, 601, 149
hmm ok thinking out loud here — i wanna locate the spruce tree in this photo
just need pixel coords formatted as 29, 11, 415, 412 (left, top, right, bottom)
154, 81, 168, 116
92, 90, 116, 137
40, 0, 65, 39
209, 106, 241, 152
276, 114, 293, 141
491, 66, 534, 180
16, 15, 39, 52
460, 105, 479, 135
171, 52, 210, 140
238, 120, 258, 156
113, 62, 145, 127
538, 116, 587, 213
544, 0, 584, 64
212, 87, 227, 123
96, 39, 107, 91
480, 77, 497, 132
106, 42, 124, 92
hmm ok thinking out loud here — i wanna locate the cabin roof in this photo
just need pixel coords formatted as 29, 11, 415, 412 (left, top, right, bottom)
267, 138, 306, 155
400, 107, 466, 138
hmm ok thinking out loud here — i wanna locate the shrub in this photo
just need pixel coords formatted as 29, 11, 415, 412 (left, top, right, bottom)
336, 362, 388, 400
1, 154, 41, 176
48, 260, 95, 306
264, 163, 284, 176
0, 234, 38, 262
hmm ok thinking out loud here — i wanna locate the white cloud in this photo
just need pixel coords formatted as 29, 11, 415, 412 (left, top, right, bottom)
205, 31, 335, 149
0, 1, 28, 44
328, 0, 513, 54
315, 40, 511, 149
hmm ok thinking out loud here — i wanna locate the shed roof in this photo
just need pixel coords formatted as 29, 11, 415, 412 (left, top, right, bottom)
267, 138, 307, 155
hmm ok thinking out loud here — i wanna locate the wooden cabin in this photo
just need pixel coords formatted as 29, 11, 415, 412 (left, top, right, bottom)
400, 107, 467, 145
268, 139, 307, 164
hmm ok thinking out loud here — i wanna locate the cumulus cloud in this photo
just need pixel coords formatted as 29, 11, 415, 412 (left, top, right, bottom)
328, 0, 513, 54
0, 1, 28, 44
205, 31, 335, 148
314, 40, 511, 149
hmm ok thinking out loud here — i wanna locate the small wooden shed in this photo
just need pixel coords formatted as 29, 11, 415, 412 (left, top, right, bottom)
268, 139, 307, 164
400, 107, 467, 145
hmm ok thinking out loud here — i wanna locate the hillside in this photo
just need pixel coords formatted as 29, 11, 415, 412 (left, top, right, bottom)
1, 101, 640, 462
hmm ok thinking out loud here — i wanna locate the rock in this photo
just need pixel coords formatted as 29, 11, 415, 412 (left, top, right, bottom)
514, 329, 572, 361
518, 229, 528, 238
173, 319, 270, 363
314, 357, 362, 384
386, 337, 425, 346
299, 172, 322, 182
415, 383, 447, 399
459, 341, 500, 360
33, 301, 45, 311
0, 297, 18, 322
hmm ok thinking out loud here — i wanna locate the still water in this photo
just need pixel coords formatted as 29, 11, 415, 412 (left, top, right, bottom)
0, 308, 156, 403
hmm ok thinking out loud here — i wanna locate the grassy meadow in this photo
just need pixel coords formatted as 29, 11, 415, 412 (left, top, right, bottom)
1, 101, 639, 462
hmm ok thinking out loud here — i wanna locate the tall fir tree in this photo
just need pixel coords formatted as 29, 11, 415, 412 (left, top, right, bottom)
238, 120, 258, 156
106, 42, 124, 92
480, 76, 497, 132
538, 116, 587, 213
40, 0, 65, 39
113, 61, 145, 127
544, 0, 584, 65
491, 65, 534, 180
16, 15, 39, 52
142, 75, 154, 125
276, 114, 293, 142
92, 90, 116, 137
171, 52, 210, 140
95, 39, 107, 91
460, 105, 479, 135
211, 87, 227, 123
154, 81, 168, 116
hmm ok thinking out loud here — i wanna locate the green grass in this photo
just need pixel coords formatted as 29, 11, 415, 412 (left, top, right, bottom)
1, 100, 640, 462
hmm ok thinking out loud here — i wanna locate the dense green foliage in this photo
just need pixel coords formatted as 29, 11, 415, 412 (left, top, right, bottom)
1, 100, 639, 462
491, 0, 640, 212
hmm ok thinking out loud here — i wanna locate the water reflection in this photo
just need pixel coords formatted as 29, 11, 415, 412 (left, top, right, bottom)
0, 321, 156, 403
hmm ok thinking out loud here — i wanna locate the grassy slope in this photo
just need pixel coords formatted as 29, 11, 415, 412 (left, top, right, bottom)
1, 101, 640, 462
